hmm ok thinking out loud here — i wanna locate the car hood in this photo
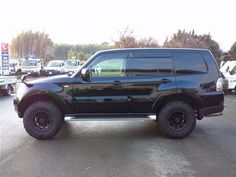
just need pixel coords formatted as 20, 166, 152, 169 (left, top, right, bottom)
21, 66, 39, 68
44, 66, 60, 70
27, 75, 75, 84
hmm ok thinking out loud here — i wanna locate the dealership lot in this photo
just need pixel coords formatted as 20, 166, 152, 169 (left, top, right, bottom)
0, 94, 236, 177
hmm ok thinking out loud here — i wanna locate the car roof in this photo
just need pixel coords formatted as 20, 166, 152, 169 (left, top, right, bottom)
65, 59, 79, 61
97, 48, 210, 54
24, 58, 41, 61
49, 60, 64, 62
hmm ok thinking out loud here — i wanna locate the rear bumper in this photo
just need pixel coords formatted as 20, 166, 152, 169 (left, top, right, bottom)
199, 101, 224, 118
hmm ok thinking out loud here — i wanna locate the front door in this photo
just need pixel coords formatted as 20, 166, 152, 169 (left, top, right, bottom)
72, 53, 129, 114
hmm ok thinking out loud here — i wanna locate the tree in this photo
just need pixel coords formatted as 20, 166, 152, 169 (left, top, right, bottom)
114, 27, 138, 48
163, 30, 222, 64
199, 34, 222, 62
229, 42, 236, 59
54, 44, 71, 60
67, 49, 78, 59
11, 31, 54, 60
114, 26, 159, 48
138, 37, 159, 48
54, 43, 112, 63
163, 30, 207, 48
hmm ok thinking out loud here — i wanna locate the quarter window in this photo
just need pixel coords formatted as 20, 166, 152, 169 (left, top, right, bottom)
174, 53, 207, 74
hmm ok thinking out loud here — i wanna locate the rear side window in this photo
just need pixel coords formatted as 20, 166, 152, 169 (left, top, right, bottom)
128, 57, 173, 76
158, 58, 173, 75
129, 58, 157, 76
174, 53, 207, 74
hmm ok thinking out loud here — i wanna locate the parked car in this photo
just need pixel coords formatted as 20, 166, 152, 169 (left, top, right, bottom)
220, 60, 236, 92
21, 58, 43, 76
43, 60, 65, 75
14, 48, 224, 140
9, 59, 21, 75
64, 60, 81, 74
221, 72, 229, 93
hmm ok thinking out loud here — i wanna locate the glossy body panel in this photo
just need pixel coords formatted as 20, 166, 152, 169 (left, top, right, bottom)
71, 77, 129, 113
14, 48, 224, 118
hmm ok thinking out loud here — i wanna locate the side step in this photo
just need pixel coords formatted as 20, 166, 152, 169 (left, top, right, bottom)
205, 112, 223, 117
65, 114, 156, 121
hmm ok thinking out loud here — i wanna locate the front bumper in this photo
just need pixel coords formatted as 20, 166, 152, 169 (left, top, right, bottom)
13, 98, 23, 118
43, 70, 61, 75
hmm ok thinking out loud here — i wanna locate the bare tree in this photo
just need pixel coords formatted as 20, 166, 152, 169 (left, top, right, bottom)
11, 31, 54, 60
163, 30, 207, 48
114, 26, 159, 48
138, 37, 159, 48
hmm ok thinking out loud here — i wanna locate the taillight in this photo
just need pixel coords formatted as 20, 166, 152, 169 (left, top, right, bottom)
216, 78, 223, 91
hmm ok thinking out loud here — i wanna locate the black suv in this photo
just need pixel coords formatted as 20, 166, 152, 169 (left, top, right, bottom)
14, 48, 224, 140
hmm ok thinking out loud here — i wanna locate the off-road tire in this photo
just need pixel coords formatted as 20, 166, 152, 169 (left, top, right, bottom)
158, 101, 196, 138
23, 101, 63, 140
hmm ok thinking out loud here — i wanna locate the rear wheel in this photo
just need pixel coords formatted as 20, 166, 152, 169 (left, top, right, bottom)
23, 101, 63, 140
158, 101, 196, 138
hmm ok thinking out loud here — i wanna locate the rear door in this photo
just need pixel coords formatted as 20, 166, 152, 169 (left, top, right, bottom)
127, 52, 176, 113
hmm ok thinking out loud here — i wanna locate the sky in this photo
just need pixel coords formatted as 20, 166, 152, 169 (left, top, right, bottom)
0, 0, 235, 51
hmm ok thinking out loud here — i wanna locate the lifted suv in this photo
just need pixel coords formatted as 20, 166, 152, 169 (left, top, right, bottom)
14, 48, 224, 140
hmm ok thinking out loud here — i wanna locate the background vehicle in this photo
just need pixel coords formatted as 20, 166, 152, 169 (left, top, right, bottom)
9, 59, 21, 75
21, 58, 43, 76
0, 75, 17, 95
221, 72, 229, 93
64, 60, 81, 74
14, 48, 224, 140
0, 43, 17, 95
44, 60, 65, 75
220, 60, 236, 92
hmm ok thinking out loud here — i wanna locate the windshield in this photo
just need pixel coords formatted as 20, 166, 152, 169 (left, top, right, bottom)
22, 60, 38, 66
47, 61, 63, 67
65, 60, 79, 67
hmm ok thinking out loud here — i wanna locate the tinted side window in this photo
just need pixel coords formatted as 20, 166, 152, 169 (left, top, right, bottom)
158, 58, 173, 75
87, 53, 127, 77
174, 53, 207, 74
129, 58, 157, 76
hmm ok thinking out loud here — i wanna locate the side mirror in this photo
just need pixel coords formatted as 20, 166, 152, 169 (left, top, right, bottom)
21, 74, 33, 87
81, 68, 91, 81
21, 74, 27, 82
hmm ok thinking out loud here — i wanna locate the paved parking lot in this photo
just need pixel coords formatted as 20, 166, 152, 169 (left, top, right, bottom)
0, 94, 236, 177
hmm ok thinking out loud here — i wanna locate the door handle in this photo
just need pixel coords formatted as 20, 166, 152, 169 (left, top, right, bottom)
161, 79, 171, 83
113, 80, 121, 85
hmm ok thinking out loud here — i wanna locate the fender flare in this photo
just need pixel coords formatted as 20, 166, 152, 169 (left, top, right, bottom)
152, 91, 204, 110
18, 89, 72, 117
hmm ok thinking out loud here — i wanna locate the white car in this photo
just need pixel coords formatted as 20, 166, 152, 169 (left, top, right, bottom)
64, 60, 81, 74
9, 59, 20, 75
220, 60, 236, 92
21, 58, 42, 76
44, 60, 65, 75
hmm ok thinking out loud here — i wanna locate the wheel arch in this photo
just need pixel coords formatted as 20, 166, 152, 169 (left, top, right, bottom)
18, 92, 71, 118
153, 93, 204, 120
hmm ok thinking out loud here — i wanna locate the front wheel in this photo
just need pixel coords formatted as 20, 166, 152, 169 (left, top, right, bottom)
23, 101, 63, 140
158, 101, 196, 138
